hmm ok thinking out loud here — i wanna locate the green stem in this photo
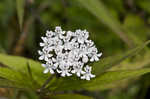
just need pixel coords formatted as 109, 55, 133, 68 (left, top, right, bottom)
39, 75, 54, 93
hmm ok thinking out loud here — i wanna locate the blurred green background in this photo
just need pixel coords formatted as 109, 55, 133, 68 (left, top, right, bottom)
0, 0, 150, 99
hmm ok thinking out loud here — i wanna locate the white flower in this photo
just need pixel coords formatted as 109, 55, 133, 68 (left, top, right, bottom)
71, 62, 85, 77
57, 65, 72, 77
68, 50, 80, 62
63, 33, 72, 50
52, 37, 64, 54
78, 44, 89, 63
40, 37, 54, 52
46, 30, 55, 38
81, 65, 95, 80
38, 26, 102, 80
89, 47, 102, 62
40, 37, 51, 50
55, 26, 65, 39
90, 52, 102, 62
75, 29, 89, 44
38, 50, 52, 61
42, 60, 57, 74
86, 40, 94, 47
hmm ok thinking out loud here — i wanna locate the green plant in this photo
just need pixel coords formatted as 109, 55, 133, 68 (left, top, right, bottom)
0, 0, 150, 98
0, 40, 150, 98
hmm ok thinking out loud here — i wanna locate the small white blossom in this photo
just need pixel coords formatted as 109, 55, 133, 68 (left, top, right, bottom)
57, 65, 72, 77
46, 30, 55, 38
55, 26, 65, 39
38, 26, 102, 80
81, 65, 95, 80
75, 29, 89, 44
42, 60, 57, 74
71, 62, 85, 77
90, 52, 102, 62
40, 37, 48, 47
89, 47, 102, 62
38, 50, 52, 61
40, 37, 54, 52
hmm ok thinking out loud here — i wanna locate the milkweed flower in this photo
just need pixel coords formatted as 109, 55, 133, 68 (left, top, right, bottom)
38, 26, 102, 80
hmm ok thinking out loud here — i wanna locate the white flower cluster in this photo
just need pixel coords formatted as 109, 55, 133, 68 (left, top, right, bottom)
38, 26, 102, 80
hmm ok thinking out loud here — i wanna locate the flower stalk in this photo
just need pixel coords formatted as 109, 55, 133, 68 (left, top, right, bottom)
39, 75, 54, 93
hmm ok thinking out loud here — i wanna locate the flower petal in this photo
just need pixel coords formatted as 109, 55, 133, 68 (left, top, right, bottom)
43, 69, 49, 73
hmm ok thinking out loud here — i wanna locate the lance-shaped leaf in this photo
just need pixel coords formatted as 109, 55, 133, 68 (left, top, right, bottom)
93, 40, 150, 75
49, 68, 150, 91
76, 0, 134, 47
0, 54, 49, 89
0, 78, 20, 88
86, 68, 150, 90
16, 0, 25, 30
0, 67, 35, 89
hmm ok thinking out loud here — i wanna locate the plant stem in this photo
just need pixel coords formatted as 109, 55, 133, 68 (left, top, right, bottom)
39, 75, 54, 93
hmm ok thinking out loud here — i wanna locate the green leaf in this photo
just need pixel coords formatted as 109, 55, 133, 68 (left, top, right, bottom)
0, 67, 25, 82
0, 67, 37, 89
76, 0, 134, 47
110, 52, 150, 71
0, 78, 19, 88
102, 0, 125, 14
0, 54, 49, 89
93, 40, 150, 75
50, 94, 93, 99
16, 0, 25, 30
86, 68, 150, 90
49, 68, 150, 91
